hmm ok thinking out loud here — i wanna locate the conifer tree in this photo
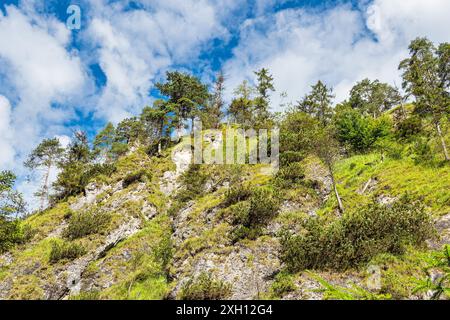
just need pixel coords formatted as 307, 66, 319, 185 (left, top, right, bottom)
297, 80, 334, 126
93, 122, 116, 162
254, 68, 275, 125
399, 37, 450, 161
24, 138, 64, 210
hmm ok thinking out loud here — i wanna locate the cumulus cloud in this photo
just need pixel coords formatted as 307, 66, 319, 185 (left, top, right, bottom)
0, 5, 87, 163
223, 0, 450, 109
85, 0, 231, 123
0, 5, 88, 209
1, 0, 449, 212
0, 95, 15, 168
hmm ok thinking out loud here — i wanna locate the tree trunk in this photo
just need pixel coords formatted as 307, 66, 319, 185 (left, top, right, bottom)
40, 162, 51, 211
400, 100, 407, 118
328, 162, 344, 213
436, 122, 450, 161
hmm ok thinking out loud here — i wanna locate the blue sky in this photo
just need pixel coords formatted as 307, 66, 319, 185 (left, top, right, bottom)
0, 0, 449, 208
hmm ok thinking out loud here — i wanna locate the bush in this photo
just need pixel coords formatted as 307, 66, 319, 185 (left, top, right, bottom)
53, 163, 116, 200
334, 108, 392, 153
395, 115, 422, 140
228, 187, 281, 241
122, 169, 151, 188
153, 234, 173, 278
179, 272, 232, 300
279, 151, 306, 167
175, 165, 208, 202
223, 184, 252, 207
280, 196, 435, 272
274, 162, 305, 188
270, 272, 296, 297
0, 218, 23, 253
0, 219, 34, 253
49, 240, 86, 264
69, 290, 100, 300
63, 210, 111, 240
411, 137, 434, 164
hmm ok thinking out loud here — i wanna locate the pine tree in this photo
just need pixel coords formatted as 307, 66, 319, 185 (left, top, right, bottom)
0, 171, 26, 218
156, 71, 209, 132
66, 131, 91, 164
114, 118, 144, 155
228, 80, 255, 126
399, 37, 450, 161
24, 138, 64, 210
0, 170, 26, 253
203, 71, 225, 129
93, 122, 116, 162
141, 100, 176, 153
254, 68, 275, 125
297, 80, 334, 126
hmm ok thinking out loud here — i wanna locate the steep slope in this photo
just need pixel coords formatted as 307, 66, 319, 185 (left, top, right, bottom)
0, 132, 449, 300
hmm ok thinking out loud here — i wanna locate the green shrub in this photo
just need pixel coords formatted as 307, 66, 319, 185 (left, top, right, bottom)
153, 234, 173, 278
0, 219, 35, 253
229, 187, 281, 241
411, 137, 434, 164
223, 184, 252, 207
413, 245, 450, 300
270, 272, 296, 298
69, 290, 100, 300
0, 218, 22, 253
179, 272, 232, 300
175, 165, 208, 202
122, 169, 151, 188
334, 108, 392, 153
395, 115, 422, 139
63, 210, 111, 240
53, 163, 116, 201
280, 196, 435, 272
49, 240, 86, 264
279, 151, 306, 166
274, 162, 305, 188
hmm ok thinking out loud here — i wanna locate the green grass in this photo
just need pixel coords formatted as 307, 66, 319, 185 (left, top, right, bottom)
321, 153, 450, 216
90, 214, 172, 300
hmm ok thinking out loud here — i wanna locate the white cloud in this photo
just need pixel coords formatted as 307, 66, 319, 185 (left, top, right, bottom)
0, 5, 87, 210
85, 0, 230, 123
223, 0, 450, 109
1, 0, 449, 212
0, 95, 15, 168
0, 5, 87, 161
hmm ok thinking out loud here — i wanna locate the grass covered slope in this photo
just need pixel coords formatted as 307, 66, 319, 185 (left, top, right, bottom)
0, 127, 449, 300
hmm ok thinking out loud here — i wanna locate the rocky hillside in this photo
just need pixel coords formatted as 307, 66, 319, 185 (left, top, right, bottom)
0, 132, 449, 300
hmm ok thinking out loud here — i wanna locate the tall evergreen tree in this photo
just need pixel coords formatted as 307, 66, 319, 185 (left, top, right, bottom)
66, 131, 91, 164
228, 80, 255, 126
203, 71, 225, 129
113, 117, 144, 155
0, 171, 26, 253
399, 37, 450, 161
93, 122, 116, 162
24, 138, 64, 210
141, 100, 176, 153
156, 71, 209, 132
254, 68, 275, 125
297, 80, 334, 126
0, 171, 26, 218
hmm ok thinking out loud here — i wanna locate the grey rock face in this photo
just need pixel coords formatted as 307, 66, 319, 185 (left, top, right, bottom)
55, 217, 142, 298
